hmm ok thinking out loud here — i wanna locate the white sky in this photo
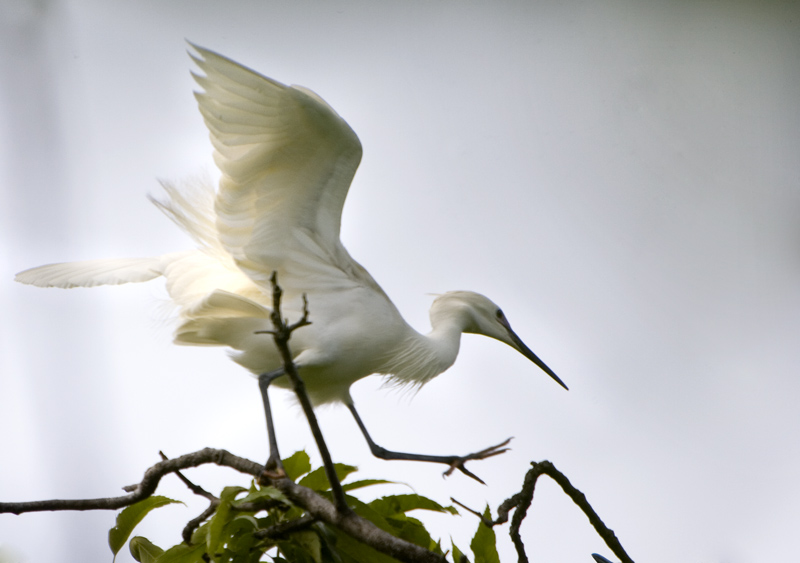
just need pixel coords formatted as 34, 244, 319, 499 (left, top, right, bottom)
1, 1, 799, 562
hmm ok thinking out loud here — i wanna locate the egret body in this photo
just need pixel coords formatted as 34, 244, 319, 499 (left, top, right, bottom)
15, 45, 566, 477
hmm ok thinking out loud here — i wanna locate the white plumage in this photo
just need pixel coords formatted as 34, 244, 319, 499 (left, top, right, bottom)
16, 45, 565, 410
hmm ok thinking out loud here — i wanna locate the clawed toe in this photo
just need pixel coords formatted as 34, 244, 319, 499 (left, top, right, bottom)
441, 438, 513, 484
259, 455, 286, 485
258, 467, 286, 485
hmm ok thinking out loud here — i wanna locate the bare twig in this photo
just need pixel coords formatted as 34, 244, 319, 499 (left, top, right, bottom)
159, 451, 217, 502
158, 451, 221, 544
183, 502, 218, 544
449, 498, 494, 527
265, 272, 350, 514
158, 450, 284, 543
506, 462, 537, 562
535, 461, 634, 563
455, 460, 635, 563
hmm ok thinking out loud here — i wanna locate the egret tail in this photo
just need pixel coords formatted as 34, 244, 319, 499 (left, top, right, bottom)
14, 257, 165, 288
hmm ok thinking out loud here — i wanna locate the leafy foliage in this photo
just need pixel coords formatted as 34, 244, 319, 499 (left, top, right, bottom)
109, 495, 182, 559
112, 452, 494, 563
128, 536, 165, 563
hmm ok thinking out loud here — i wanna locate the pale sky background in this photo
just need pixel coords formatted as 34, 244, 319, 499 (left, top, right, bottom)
1, 1, 799, 562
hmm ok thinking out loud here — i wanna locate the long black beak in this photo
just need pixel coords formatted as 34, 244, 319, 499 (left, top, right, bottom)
502, 321, 568, 390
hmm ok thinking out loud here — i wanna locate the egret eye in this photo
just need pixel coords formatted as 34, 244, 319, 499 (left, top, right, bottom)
496, 309, 505, 321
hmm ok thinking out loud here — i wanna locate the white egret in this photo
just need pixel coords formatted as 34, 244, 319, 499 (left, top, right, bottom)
15, 45, 567, 481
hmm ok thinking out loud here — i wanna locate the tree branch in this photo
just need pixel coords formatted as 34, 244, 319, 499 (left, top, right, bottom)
183, 502, 218, 544
0, 448, 258, 515
535, 461, 634, 563
454, 460, 635, 563
159, 450, 217, 502
0, 448, 444, 563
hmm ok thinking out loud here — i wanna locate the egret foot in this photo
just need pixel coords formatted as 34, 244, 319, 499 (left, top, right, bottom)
442, 438, 513, 484
347, 403, 513, 484
258, 468, 287, 485
259, 453, 286, 485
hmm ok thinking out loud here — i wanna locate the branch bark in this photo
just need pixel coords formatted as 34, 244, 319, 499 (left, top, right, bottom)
535, 461, 634, 563
0, 448, 255, 514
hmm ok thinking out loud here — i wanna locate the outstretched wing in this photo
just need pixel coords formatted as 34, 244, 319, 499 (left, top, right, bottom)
190, 45, 367, 294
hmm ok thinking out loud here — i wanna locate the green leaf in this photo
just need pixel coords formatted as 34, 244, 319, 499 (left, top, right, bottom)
370, 494, 455, 517
234, 485, 290, 509
342, 496, 394, 533
129, 536, 164, 563
206, 486, 246, 557
385, 515, 440, 551
291, 529, 322, 563
153, 542, 206, 563
282, 450, 312, 481
109, 496, 182, 558
469, 506, 499, 563
220, 515, 260, 559
298, 463, 357, 491
341, 478, 395, 492
451, 539, 469, 563
326, 526, 401, 563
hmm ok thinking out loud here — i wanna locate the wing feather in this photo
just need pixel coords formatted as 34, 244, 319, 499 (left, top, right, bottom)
189, 45, 366, 293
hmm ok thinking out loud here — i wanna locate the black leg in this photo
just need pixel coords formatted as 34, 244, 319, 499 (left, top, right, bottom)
258, 368, 286, 476
258, 367, 351, 514
346, 402, 511, 485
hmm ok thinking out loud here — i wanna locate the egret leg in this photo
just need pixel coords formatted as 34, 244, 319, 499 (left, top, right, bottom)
258, 366, 352, 514
347, 403, 511, 485
258, 368, 287, 478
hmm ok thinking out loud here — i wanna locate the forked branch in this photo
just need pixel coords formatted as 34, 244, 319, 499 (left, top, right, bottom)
454, 460, 635, 563
262, 272, 351, 513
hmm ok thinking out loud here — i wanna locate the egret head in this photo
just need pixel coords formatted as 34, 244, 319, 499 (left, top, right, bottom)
431, 291, 568, 390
